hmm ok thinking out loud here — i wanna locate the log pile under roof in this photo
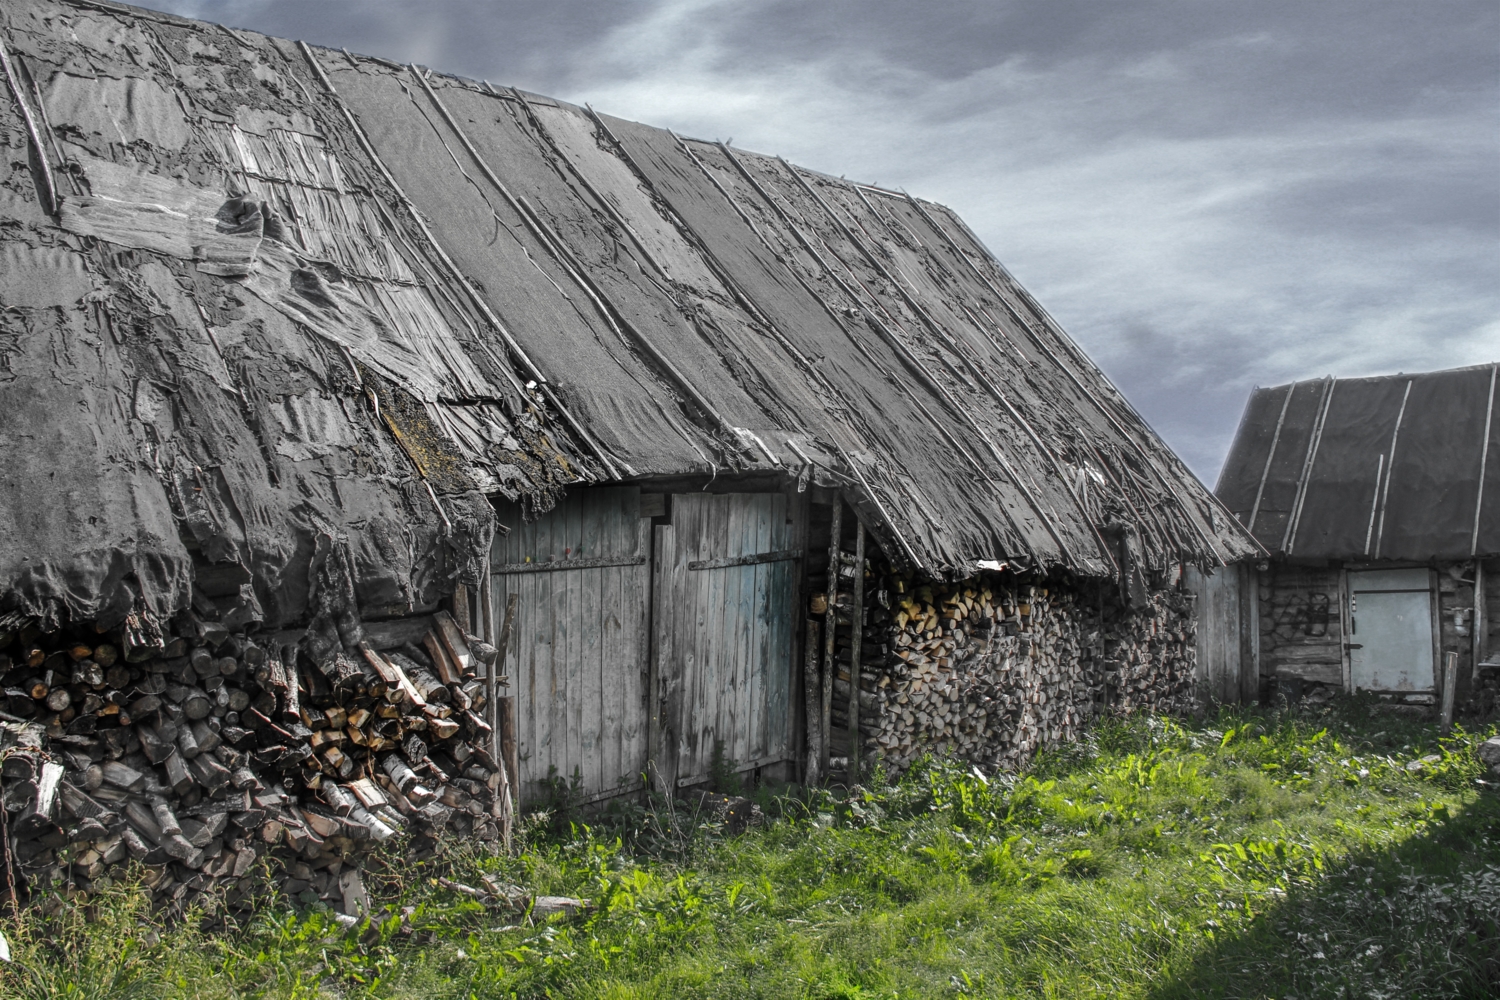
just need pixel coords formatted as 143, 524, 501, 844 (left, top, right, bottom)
0, 0, 1259, 909
828, 569, 1200, 773
0, 608, 510, 914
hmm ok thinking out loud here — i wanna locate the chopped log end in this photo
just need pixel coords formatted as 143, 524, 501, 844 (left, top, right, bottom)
0, 607, 513, 914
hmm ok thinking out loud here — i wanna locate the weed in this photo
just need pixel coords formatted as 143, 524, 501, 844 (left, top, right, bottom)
1, 699, 1494, 999
708, 739, 742, 796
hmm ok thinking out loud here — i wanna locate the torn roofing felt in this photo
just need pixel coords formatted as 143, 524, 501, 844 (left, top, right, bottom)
0, 0, 592, 630
0, 0, 1259, 631
1216, 364, 1500, 562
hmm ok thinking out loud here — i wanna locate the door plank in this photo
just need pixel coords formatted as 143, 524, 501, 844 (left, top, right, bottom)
581, 495, 604, 794
700, 497, 729, 772
750, 496, 774, 762
492, 487, 649, 806
663, 493, 799, 786
727, 496, 753, 767
651, 522, 679, 792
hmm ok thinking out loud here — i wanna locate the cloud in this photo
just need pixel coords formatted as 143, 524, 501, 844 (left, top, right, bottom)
147, 0, 1500, 480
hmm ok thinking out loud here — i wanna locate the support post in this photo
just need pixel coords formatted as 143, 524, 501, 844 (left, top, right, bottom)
496, 593, 519, 817
821, 498, 842, 782
1440, 650, 1458, 735
848, 519, 866, 782
451, 585, 471, 634
802, 619, 822, 787
478, 566, 510, 848
1475, 560, 1487, 684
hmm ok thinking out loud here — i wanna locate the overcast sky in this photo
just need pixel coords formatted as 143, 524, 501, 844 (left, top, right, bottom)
151, 0, 1499, 484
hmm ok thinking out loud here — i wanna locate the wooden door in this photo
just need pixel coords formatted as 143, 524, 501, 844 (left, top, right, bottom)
1187, 564, 1245, 705
1348, 567, 1435, 692
652, 493, 799, 791
491, 487, 651, 806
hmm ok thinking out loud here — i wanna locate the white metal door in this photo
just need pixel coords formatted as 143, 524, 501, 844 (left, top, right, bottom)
1348, 568, 1434, 692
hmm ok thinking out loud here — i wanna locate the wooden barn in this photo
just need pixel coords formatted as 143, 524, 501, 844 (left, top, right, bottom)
0, 0, 1259, 860
1216, 364, 1499, 717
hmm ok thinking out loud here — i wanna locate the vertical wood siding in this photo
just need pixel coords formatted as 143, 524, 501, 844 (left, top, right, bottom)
491, 487, 650, 806
655, 493, 797, 787
1187, 564, 1247, 705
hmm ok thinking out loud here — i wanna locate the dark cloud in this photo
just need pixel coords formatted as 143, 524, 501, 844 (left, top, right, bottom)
144, 0, 1500, 481
158, 0, 635, 89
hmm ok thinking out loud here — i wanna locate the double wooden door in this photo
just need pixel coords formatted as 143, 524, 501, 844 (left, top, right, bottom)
491, 488, 799, 805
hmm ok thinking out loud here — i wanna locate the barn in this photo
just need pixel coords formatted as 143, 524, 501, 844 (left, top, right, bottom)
0, 0, 1259, 915
1216, 364, 1499, 717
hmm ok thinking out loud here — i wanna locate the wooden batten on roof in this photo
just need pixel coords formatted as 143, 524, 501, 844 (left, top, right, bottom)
1218, 363, 1499, 562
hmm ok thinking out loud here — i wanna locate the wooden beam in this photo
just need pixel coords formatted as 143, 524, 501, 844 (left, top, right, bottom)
496, 592, 519, 815
0, 41, 57, 216
802, 619, 822, 787
1476, 559, 1488, 683
821, 499, 842, 782
1473, 364, 1496, 557
848, 520, 866, 782
1283, 377, 1337, 555
1440, 650, 1458, 734
1248, 382, 1296, 533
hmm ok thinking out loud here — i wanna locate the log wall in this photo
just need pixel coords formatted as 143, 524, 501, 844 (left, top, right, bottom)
833, 564, 1200, 773
1257, 564, 1344, 694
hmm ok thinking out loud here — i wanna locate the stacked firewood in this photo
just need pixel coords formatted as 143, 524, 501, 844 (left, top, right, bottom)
0, 606, 508, 914
836, 573, 1198, 772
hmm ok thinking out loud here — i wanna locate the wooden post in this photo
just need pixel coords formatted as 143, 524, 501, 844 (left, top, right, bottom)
1475, 560, 1487, 684
821, 498, 842, 781
478, 567, 512, 849
477, 576, 491, 648
1239, 563, 1260, 705
1440, 650, 1458, 734
496, 593, 519, 813
452, 585, 471, 634
802, 619, 822, 787
848, 519, 866, 783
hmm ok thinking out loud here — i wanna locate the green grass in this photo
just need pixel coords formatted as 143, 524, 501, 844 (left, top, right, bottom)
3, 698, 1496, 999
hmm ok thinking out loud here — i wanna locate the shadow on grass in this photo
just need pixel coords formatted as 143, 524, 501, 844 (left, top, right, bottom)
1150, 789, 1500, 1000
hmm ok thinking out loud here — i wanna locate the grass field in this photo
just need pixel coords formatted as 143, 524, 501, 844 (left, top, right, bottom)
3, 697, 1496, 999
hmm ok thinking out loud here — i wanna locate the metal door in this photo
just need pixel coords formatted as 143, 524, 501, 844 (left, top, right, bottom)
1348, 568, 1434, 692
653, 493, 798, 791
491, 487, 651, 806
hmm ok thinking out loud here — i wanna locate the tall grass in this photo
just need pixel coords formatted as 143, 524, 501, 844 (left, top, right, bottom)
2, 698, 1495, 999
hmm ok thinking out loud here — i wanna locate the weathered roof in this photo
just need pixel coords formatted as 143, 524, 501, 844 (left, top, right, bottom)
1216, 364, 1499, 562
0, 0, 1256, 629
